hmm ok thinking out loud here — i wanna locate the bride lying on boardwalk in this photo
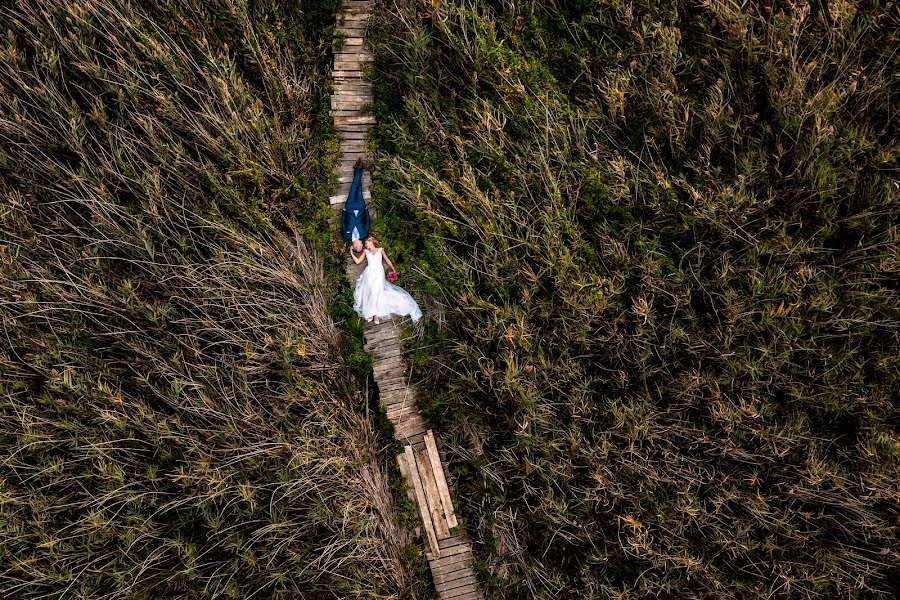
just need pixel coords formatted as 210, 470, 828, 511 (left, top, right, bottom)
351, 237, 422, 325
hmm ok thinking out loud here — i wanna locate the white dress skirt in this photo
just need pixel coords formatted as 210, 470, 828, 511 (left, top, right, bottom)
353, 248, 422, 322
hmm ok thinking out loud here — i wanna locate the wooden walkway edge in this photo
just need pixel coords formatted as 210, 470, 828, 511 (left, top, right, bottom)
330, 2, 483, 599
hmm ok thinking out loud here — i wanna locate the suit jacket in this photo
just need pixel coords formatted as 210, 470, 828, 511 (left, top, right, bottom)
342, 166, 370, 241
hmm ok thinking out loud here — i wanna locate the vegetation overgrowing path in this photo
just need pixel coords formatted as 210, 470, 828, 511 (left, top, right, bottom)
330, 2, 484, 598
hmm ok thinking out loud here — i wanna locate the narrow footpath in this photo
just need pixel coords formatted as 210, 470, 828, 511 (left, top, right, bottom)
329, 2, 484, 599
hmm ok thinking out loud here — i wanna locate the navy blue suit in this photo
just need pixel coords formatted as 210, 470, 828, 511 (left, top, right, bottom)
341, 166, 370, 241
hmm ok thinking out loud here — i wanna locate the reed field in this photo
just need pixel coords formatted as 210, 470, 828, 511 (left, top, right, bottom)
0, 1, 418, 598
367, 0, 899, 598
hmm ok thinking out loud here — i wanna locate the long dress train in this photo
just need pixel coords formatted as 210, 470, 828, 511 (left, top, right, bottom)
353, 248, 422, 322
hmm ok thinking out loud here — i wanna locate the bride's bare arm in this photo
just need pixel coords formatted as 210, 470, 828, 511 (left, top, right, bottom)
350, 247, 365, 264
381, 249, 395, 271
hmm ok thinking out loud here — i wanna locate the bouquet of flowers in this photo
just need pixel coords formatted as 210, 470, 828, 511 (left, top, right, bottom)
387, 271, 398, 283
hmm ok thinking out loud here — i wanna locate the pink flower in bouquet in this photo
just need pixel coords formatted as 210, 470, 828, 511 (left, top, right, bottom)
387, 271, 398, 283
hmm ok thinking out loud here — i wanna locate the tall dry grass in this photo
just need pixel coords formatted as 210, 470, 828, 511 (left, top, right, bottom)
0, 1, 414, 598
368, 0, 899, 597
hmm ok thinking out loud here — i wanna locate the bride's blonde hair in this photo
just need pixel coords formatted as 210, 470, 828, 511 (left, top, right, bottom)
365, 236, 380, 248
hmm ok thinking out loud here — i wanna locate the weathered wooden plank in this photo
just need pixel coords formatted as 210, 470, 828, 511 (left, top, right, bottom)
365, 329, 400, 345
334, 78, 371, 86
375, 373, 407, 385
338, 13, 371, 21
441, 583, 481, 600
373, 346, 405, 361
333, 50, 374, 60
331, 105, 371, 114
332, 94, 374, 104
334, 37, 367, 46
387, 408, 418, 423
380, 382, 413, 396
336, 125, 373, 135
375, 366, 407, 380
396, 452, 416, 504
393, 411, 425, 430
428, 554, 473, 575
430, 541, 471, 561
432, 563, 475, 585
404, 445, 440, 556
407, 433, 427, 448
430, 562, 475, 583
335, 26, 368, 36
368, 328, 401, 343
334, 61, 366, 71
438, 535, 469, 551
338, 140, 367, 150
333, 70, 368, 78
382, 390, 415, 406
416, 447, 451, 540
394, 416, 427, 440
331, 96, 371, 105
365, 337, 400, 351
425, 430, 458, 528
378, 383, 410, 397
398, 417, 430, 440
373, 356, 405, 371
373, 348, 404, 362
436, 574, 479, 595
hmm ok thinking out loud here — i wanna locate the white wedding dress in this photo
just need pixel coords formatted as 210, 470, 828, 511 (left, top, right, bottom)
354, 248, 422, 322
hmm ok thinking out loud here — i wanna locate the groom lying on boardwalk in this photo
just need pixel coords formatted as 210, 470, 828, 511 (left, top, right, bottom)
342, 157, 370, 245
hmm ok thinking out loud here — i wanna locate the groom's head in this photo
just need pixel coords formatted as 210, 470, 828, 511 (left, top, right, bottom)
352, 239, 363, 252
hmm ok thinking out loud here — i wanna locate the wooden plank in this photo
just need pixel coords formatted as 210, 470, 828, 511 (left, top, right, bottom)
377, 382, 410, 396
407, 432, 427, 448
396, 452, 417, 504
430, 562, 475, 581
438, 535, 469, 550
365, 337, 400, 351
381, 389, 415, 405
333, 51, 374, 60
336, 125, 372, 135
373, 355, 405, 370
332, 94, 373, 103
372, 347, 404, 360
432, 563, 475, 585
430, 541, 470, 560
404, 445, 440, 556
437, 575, 479, 595
415, 447, 451, 540
335, 26, 368, 35
393, 412, 425, 430
367, 331, 401, 346
373, 346, 404, 361
334, 79, 371, 87
331, 103, 370, 112
428, 554, 473, 575
385, 398, 415, 413
399, 418, 430, 440
331, 96, 371, 105
425, 430, 458, 528
333, 70, 368, 78
442, 584, 481, 600
334, 61, 366, 71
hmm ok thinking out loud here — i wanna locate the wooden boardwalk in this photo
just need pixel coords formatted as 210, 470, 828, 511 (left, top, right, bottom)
331, 2, 483, 599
